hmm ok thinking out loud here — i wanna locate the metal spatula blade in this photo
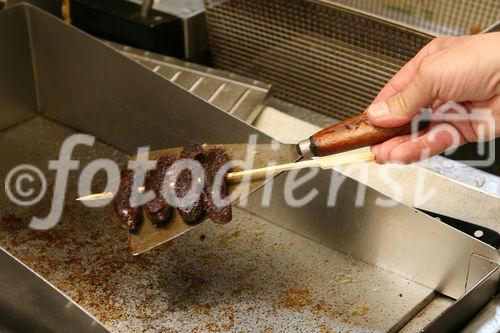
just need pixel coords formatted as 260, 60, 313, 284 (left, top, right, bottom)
129, 142, 298, 255
129, 112, 423, 254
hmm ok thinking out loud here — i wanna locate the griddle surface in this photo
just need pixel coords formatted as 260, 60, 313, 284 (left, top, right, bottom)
0, 117, 434, 332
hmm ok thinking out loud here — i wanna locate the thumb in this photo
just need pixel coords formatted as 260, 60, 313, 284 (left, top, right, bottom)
367, 72, 434, 128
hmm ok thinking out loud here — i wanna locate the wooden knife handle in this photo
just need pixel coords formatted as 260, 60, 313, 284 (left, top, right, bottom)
305, 112, 416, 157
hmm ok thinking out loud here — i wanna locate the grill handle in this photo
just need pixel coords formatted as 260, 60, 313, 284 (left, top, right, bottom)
297, 112, 428, 157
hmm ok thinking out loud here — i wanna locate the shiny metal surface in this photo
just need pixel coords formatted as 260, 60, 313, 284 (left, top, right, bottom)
399, 295, 453, 332
26, 5, 270, 154
254, 106, 500, 330
418, 155, 500, 200
296, 138, 312, 158
0, 247, 109, 333
0, 5, 36, 131
0, 117, 435, 332
423, 265, 499, 332
104, 40, 270, 123
462, 293, 500, 333
466, 255, 500, 292
245, 168, 500, 299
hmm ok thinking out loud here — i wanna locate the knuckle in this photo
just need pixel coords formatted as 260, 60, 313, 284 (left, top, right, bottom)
432, 125, 461, 149
429, 36, 451, 51
395, 90, 411, 115
434, 130, 451, 148
418, 56, 434, 77
415, 56, 438, 99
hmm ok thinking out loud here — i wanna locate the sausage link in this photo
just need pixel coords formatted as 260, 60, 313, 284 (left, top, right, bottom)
175, 144, 206, 223
112, 166, 143, 231
144, 155, 175, 227
203, 147, 232, 224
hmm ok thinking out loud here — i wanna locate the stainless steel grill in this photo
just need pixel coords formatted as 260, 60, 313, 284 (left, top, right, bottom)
2, 6, 500, 332
204, 0, 433, 119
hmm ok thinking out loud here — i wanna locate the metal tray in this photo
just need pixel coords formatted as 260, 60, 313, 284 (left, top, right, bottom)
0, 4, 498, 332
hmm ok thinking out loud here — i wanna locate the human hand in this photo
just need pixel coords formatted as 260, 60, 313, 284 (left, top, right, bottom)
367, 32, 500, 164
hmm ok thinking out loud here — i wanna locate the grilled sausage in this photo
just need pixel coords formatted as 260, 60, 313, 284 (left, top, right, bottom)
112, 166, 143, 231
180, 143, 205, 160
203, 147, 232, 224
144, 155, 176, 227
175, 144, 206, 223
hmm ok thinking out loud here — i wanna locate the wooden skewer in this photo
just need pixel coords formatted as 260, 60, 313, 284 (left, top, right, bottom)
226, 151, 374, 181
76, 151, 374, 201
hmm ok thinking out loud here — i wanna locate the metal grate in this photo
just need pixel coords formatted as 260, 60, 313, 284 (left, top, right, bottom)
333, 0, 500, 35
204, 0, 433, 120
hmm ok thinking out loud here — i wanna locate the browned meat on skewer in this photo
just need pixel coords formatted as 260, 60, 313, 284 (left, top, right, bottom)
175, 144, 206, 223
112, 165, 143, 231
113, 144, 232, 230
144, 155, 176, 227
203, 147, 232, 224
180, 143, 205, 160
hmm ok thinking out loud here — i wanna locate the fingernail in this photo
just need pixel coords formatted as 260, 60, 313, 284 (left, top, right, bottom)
368, 102, 389, 118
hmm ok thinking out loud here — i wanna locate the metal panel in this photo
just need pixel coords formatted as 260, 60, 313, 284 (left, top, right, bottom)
0, 5, 37, 131
228, 88, 268, 122
190, 77, 224, 100
466, 255, 500, 292
461, 293, 500, 333
208, 82, 247, 111
104, 40, 270, 123
0, 247, 109, 333
5, 0, 62, 17
423, 266, 499, 332
171, 71, 200, 89
25, 5, 269, 154
245, 168, 500, 299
